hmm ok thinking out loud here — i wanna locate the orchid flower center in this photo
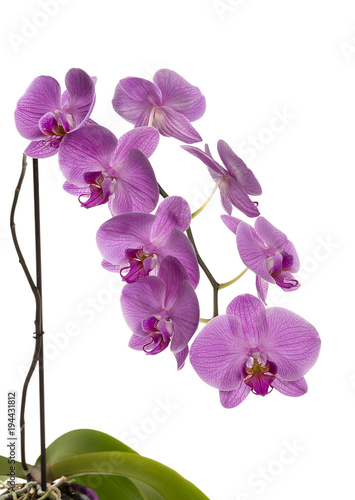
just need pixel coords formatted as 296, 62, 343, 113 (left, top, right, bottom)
148, 106, 163, 128
265, 250, 299, 290
141, 316, 173, 355
39, 110, 75, 149
79, 171, 116, 209
243, 353, 277, 396
120, 248, 158, 283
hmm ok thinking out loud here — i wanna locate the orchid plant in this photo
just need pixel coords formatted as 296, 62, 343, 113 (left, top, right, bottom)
1, 67, 321, 500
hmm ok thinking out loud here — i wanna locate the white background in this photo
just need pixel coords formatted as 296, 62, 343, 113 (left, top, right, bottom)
1, 1, 354, 499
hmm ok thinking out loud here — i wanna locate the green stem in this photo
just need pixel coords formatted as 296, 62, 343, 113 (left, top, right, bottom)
158, 183, 220, 317
191, 179, 222, 219
199, 318, 211, 324
219, 267, 249, 290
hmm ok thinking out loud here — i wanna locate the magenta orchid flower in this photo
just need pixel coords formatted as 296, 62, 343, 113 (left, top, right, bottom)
112, 69, 206, 144
14, 68, 96, 159
182, 140, 261, 217
96, 196, 199, 288
121, 255, 200, 369
58, 124, 159, 215
190, 294, 320, 408
222, 215, 300, 302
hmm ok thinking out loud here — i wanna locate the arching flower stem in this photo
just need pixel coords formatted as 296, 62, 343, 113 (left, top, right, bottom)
191, 178, 224, 219
219, 267, 249, 290
158, 183, 220, 316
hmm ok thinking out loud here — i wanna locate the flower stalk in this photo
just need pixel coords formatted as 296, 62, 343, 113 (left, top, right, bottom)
219, 267, 249, 290
10, 155, 46, 490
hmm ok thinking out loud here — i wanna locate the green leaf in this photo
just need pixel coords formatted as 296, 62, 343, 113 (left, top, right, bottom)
35, 429, 137, 467
0, 455, 27, 481
47, 451, 210, 500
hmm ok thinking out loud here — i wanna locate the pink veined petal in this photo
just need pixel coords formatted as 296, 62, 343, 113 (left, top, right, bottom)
217, 140, 262, 196
237, 222, 273, 283
63, 181, 90, 196
190, 315, 250, 391
221, 214, 242, 235
256, 276, 269, 304
271, 377, 308, 397
58, 124, 118, 185
112, 126, 160, 166
219, 380, 251, 408
38, 112, 58, 135
227, 176, 260, 217
15, 75, 61, 140
134, 108, 152, 127
169, 280, 200, 353
157, 256, 189, 310
109, 149, 159, 216
24, 140, 60, 159
254, 217, 288, 250
226, 294, 267, 347
282, 239, 300, 272
101, 260, 121, 273
160, 228, 200, 289
120, 277, 166, 336
260, 308, 321, 381
153, 106, 202, 143
181, 145, 225, 176
112, 84, 151, 124
64, 68, 96, 126
174, 346, 189, 370
153, 69, 206, 121
96, 213, 155, 265
152, 196, 191, 244
119, 77, 162, 106
219, 188, 233, 215
129, 334, 150, 351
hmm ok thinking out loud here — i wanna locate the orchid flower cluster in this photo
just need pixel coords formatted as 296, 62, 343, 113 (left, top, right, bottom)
15, 67, 321, 409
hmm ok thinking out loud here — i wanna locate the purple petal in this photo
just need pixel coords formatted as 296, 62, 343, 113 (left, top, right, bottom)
64, 68, 96, 126
121, 277, 166, 336
119, 77, 162, 106
282, 240, 300, 272
219, 188, 233, 215
227, 176, 260, 217
272, 272, 300, 291
169, 280, 200, 353
254, 217, 288, 250
69, 483, 99, 500
256, 276, 269, 304
38, 112, 58, 135
217, 140, 262, 195
174, 346, 189, 370
226, 294, 267, 346
102, 260, 121, 272
189, 315, 249, 391
96, 213, 155, 265
153, 69, 206, 121
109, 149, 159, 215
152, 196, 191, 243
260, 308, 321, 381
153, 106, 202, 143
15, 75, 61, 140
112, 126, 159, 166
63, 181, 90, 196
237, 222, 273, 283
112, 84, 150, 124
219, 380, 251, 408
181, 145, 225, 176
157, 256, 189, 309
221, 214, 242, 235
271, 377, 308, 397
24, 140, 59, 158
59, 125, 117, 185
160, 228, 199, 288
129, 334, 148, 351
